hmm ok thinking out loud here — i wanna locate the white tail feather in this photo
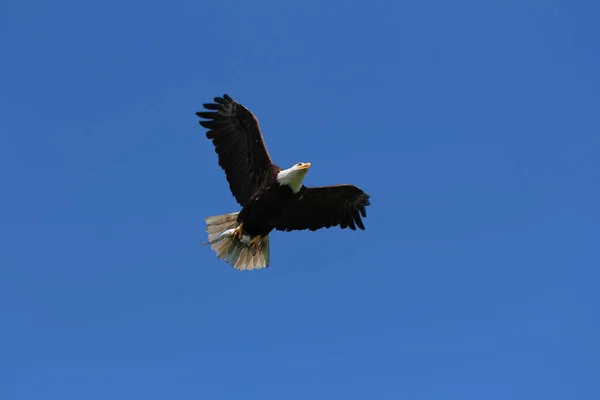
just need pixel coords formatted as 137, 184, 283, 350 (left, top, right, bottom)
203, 212, 270, 271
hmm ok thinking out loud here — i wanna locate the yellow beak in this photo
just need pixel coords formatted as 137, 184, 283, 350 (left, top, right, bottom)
297, 162, 311, 170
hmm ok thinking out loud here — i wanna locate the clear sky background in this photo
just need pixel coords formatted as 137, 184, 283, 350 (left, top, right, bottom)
1, 1, 599, 399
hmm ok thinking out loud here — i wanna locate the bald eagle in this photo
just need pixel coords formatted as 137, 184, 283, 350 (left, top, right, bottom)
197, 94, 370, 271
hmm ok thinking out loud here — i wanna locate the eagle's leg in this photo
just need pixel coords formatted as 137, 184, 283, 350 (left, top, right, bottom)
248, 235, 262, 256
232, 222, 244, 241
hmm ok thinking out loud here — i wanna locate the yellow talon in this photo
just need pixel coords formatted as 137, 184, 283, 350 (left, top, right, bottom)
232, 223, 244, 241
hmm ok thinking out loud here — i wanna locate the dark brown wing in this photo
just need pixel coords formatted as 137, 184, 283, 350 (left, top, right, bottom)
196, 94, 276, 206
275, 185, 370, 231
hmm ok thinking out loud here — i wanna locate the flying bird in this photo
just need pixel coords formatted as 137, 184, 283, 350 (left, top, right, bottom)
196, 94, 370, 271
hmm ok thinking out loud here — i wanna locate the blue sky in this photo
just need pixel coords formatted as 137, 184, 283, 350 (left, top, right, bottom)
1, 0, 599, 398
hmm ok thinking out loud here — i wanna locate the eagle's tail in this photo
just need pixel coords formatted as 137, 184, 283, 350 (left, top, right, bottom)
202, 212, 270, 271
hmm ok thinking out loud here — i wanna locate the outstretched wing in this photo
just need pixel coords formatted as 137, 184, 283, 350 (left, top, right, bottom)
275, 185, 370, 231
196, 94, 276, 206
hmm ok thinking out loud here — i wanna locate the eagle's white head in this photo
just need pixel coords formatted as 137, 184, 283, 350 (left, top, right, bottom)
276, 162, 311, 193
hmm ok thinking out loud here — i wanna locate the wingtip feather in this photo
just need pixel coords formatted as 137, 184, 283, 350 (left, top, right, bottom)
203, 103, 220, 110
196, 111, 217, 119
